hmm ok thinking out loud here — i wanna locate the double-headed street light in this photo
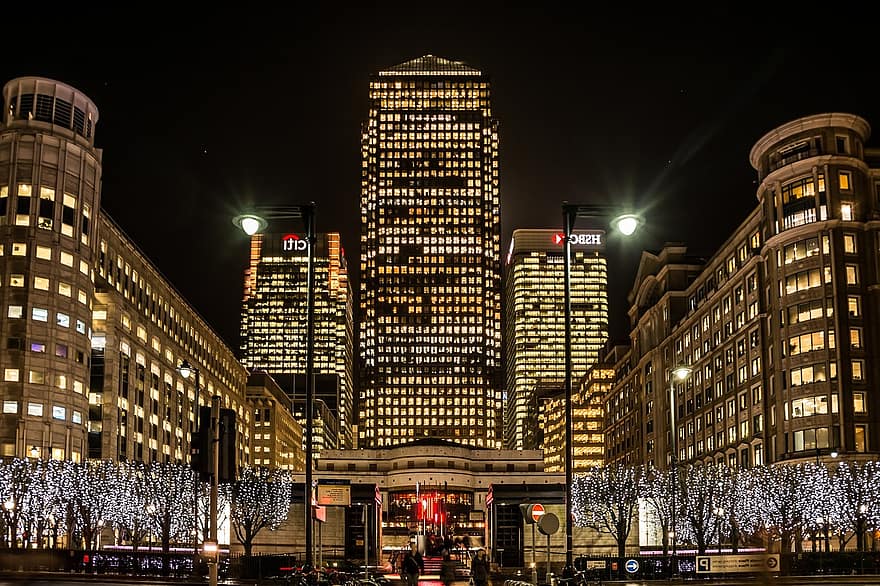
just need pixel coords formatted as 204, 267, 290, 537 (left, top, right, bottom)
233, 203, 316, 567
561, 203, 643, 569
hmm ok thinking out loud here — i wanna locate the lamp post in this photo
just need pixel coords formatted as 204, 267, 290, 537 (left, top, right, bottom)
234, 203, 316, 567
3, 498, 14, 548
713, 506, 725, 553
562, 203, 642, 569
667, 365, 692, 576
178, 360, 201, 571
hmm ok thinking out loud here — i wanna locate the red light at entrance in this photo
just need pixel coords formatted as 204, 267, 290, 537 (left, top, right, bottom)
553, 233, 565, 245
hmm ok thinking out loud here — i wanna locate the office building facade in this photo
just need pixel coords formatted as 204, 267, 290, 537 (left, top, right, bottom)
504, 228, 608, 450
0, 76, 252, 465
608, 113, 880, 470
359, 55, 502, 448
241, 231, 354, 450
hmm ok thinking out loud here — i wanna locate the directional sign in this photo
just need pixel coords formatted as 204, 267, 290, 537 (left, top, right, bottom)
696, 554, 780, 574
624, 559, 639, 574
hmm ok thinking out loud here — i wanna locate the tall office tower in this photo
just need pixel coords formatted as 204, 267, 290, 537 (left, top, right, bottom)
0, 78, 101, 461
359, 55, 502, 448
241, 231, 354, 449
504, 229, 609, 450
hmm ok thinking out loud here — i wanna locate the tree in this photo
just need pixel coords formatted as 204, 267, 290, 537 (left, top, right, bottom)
0, 458, 33, 548
230, 467, 292, 556
572, 464, 641, 558
114, 461, 152, 550
677, 464, 728, 554
641, 465, 673, 555
830, 461, 880, 552
751, 464, 810, 553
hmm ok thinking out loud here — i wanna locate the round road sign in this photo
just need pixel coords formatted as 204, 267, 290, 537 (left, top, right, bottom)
530, 503, 545, 522
624, 559, 639, 574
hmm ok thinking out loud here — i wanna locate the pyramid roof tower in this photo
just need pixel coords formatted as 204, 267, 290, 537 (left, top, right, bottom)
379, 54, 482, 76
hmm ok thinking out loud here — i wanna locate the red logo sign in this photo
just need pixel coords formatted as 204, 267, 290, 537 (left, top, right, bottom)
282, 234, 308, 252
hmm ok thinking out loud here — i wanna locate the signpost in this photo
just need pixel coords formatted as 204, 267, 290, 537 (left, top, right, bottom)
624, 559, 639, 574
537, 513, 559, 583
519, 504, 545, 586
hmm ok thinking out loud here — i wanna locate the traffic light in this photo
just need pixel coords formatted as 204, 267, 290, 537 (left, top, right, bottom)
218, 408, 237, 484
192, 406, 236, 483
191, 406, 212, 481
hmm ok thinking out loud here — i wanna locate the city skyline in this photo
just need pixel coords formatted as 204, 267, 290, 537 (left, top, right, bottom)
2, 13, 879, 350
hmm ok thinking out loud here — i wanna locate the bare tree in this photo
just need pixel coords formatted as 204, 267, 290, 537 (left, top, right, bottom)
641, 465, 673, 555
678, 464, 729, 554
230, 467, 292, 556
572, 464, 641, 558
830, 461, 880, 552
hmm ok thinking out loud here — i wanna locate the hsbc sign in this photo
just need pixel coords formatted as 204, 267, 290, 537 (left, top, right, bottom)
282, 234, 308, 252
553, 230, 604, 248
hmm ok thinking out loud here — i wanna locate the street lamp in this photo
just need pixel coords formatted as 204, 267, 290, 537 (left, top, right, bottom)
562, 203, 643, 569
668, 364, 692, 575
178, 360, 202, 571
814, 446, 839, 466
233, 203, 316, 567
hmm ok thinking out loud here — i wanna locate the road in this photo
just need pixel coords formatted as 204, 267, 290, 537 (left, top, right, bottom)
4, 576, 880, 586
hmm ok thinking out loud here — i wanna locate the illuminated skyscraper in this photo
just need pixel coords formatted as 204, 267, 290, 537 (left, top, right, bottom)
359, 55, 502, 448
504, 229, 608, 451
241, 231, 354, 449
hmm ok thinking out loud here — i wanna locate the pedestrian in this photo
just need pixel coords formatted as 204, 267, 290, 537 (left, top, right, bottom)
470, 548, 490, 586
400, 542, 424, 586
440, 551, 457, 586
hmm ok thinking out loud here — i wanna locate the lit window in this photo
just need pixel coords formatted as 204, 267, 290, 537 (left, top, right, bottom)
839, 171, 852, 191
34, 276, 49, 291
848, 296, 861, 317
854, 425, 867, 452
9, 274, 25, 287
35, 245, 52, 260
843, 233, 857, 253
60, 251, 74, 267
7, 305, 22, 318
27, 402, 43, 417
32, 308, 48, 322
853, 392, 866, 413
58, 282, 72, 297
852, 360, 865, 382
56, 313, 70, 328
72, 410, 82, 424
3, 369, 19, 382
30, 342, 46, 353
2, 401, 17, 414
52, 406, 66, 420
841, 203, 853, 221
846, 265, 859, 285
11, 242, 26, 256
29, 371, 45, 384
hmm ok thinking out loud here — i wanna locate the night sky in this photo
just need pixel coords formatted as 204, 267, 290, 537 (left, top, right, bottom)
3, 8, 878, 352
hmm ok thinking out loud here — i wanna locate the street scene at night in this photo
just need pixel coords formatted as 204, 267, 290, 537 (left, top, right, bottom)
1, 6, 879, 586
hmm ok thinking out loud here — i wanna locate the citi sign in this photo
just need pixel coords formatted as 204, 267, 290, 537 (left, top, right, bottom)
282, 234, 308, 252
553, 231, 603, 247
